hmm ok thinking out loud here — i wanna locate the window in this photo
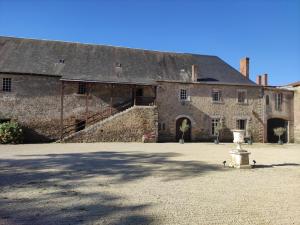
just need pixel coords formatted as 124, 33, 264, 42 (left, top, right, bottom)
75, 120, 86, 132
212, 90, 221, 102
136, 88, 143, 97
211, 118, 220, 135
78, 82, 87, 95
266, 95, 269, 105
237, 90, 247, 103
275, 93, 283, 111
2, 78, 12, 92
180, 89, 187, 101
158, 123, 166, 131
236, 119, 246, 130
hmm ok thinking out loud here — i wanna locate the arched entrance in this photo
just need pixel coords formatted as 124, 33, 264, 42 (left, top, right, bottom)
267, 118, 288, 143
176, 117, 191, 142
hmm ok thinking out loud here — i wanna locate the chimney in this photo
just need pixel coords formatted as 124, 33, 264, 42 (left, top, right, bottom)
256, 75, 262, 85
261, 73, 268, 86
240, 57, 249, 79
191, 65, 198, 82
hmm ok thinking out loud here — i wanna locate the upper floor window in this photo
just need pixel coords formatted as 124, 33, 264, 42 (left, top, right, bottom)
236, 119, 246, 130
180, 89, 187, 101
275, 93, 283, 111
237, 90, 247, 104
2, 78, 12, 92
266, 95, 269, 105
212, 90, 221, 102
78, 82, 87, 95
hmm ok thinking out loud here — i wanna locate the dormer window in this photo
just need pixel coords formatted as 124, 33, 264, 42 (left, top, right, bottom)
115, 62, 122, 68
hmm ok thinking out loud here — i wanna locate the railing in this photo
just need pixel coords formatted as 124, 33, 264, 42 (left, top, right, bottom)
61, 100, 133, 139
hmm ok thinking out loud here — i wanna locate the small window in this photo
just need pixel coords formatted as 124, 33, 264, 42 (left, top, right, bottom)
275, 93, 283, 111
162, 123, 166, 130
75, 120, 86, 132
236, 119, 246, 130
211, 118, 220, 135
2, 78, 12, 92
78, 82, 87, 95
212, 90, 221, 102
266, 95, 269, 105
136, 88, 143, 97
180, 89, 187, 101
237, 90, 247, 103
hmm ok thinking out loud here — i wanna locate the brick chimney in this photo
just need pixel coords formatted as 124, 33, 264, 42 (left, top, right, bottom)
256, 75, 262, 85
240, 57, 249, 79
261, 73, 268, 86
191, 65, 198, 82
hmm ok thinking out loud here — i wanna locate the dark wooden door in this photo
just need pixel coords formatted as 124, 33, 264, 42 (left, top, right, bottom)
176, 117, 191, 141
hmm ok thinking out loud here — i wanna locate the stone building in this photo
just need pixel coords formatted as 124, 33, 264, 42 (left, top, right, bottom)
0, 36, 297, 143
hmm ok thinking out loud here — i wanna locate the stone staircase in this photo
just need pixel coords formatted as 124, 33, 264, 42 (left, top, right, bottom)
61, 105, 158, 143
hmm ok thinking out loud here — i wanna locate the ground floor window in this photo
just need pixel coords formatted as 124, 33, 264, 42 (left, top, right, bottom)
211, 118, 220, 135
2, 78, 12, 92
236, 119, 246, 130
75, 120, 86, 132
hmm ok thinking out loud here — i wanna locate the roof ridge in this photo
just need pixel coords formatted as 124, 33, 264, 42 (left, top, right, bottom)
0, 35, 217, 57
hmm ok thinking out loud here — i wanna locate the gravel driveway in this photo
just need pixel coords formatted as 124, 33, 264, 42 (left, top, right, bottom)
0, 143, 299, 225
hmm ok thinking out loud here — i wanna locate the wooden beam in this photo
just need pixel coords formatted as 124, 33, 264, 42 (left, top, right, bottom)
85, 82, 89, 125
133, 84, 136, 106
154, 86, 157, 106
110, 84, 113, 115
60, 81, 64, 141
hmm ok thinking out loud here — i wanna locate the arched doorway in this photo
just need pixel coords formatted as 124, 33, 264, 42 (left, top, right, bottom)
176, 117, 191, 142
267, 118, 288, 143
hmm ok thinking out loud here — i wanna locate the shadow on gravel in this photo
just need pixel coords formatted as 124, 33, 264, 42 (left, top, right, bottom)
0, 150, 222, 225
254, 163, 300, 169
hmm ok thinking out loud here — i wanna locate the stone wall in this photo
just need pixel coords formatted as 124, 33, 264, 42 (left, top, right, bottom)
263, 88, 294, 142
0, 74, 153, 142
156, 82, 265, 142
63, 106, 158, 143
294, 86, 300, 143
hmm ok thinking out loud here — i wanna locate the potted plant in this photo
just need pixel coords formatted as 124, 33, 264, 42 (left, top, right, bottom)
273, 127, 286, 145
179, 119, 189, 144
214, 121, 223, 144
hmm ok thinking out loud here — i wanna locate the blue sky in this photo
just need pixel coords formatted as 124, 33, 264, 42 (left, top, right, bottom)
0, 0, 299, 85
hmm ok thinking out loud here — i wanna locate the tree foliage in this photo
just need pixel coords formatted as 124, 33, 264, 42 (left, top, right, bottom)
0, 122, 23, 144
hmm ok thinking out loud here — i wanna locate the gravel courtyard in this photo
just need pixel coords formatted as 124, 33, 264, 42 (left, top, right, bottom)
0, 143, 299, 225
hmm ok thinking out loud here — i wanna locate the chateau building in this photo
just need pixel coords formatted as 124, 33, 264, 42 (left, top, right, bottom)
0, 36, 297, 143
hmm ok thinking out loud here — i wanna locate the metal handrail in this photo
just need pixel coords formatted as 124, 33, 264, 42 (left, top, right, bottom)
61, 100, 133, 138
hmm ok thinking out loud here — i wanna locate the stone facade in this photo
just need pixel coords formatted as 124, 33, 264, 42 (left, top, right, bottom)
293, 86, 300, 143
157, 81, 265, 142
263, 88, 294, 143
63, 106, 158, 143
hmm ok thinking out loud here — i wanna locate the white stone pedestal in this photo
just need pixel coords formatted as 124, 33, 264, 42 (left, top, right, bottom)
229, 150, 251, 169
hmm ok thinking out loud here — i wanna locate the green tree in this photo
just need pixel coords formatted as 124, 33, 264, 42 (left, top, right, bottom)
273, 127, 286, 144
180, 119, 190, 143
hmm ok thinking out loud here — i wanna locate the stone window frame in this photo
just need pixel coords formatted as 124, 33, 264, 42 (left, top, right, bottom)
236, 89, 248, 104
2, 77, 12, 92
211, 116, 221, 136
179, 88, 190, 102
211, 89, 222, 103
275, 92, 283, 111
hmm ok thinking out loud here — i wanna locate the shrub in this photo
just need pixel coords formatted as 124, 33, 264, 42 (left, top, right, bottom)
0, 122, 23, 144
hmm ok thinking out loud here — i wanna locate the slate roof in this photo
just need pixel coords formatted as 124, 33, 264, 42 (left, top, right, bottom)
0, 36, 256, 85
